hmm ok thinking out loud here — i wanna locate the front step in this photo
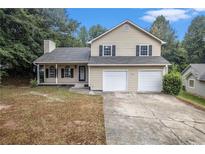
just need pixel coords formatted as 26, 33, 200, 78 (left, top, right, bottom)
72, 83, 86, 88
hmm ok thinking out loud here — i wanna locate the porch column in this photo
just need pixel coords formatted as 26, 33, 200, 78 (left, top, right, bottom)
55, 64, 58, 84
37, 64, 40, 84
88, 66, 90, 87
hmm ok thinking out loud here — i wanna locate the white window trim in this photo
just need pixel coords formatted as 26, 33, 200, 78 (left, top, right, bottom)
139, 44, 150, 56
102, 45, 112, 56
188, 79, 195, 88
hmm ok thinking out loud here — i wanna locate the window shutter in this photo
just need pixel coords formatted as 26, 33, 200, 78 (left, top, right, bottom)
71, 68, 74, 78
112, 45, 116, 56
55, 68, 57, 78
149, 45, 152, 56
136, 45, 140, 56
99, 45, 103, 56
61, 68, 64, 78
46, 69, 48, 78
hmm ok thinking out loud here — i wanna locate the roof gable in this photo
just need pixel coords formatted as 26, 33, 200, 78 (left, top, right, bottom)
87, 20, 166, 44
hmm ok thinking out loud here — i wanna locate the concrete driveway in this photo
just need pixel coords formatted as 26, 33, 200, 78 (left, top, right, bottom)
103, 92, 205, 144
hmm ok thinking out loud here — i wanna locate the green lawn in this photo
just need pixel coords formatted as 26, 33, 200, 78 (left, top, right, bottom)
177, 90, 205, 107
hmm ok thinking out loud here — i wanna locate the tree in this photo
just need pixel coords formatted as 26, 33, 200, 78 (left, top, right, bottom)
165, 42, 188, 72
78, 26, 89, 47
0, 9, 81, 78
88, 24, 107, 40
150, 15, 177, 59
183, 15, 205, 63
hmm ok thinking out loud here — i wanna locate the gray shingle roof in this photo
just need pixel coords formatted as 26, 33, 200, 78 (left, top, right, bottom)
34, 48, 170, 66
191, 64, 205, 73
191, 64, 205, 81
34, 48, 90, 63
88, 56, 170, 65
182, 64, 205, 81
199, 72, 205, 81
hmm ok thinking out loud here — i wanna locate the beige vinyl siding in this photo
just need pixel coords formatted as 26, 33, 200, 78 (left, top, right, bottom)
89, 66, 164, 91
44, 64, 88, 84
91, 23, 161, 56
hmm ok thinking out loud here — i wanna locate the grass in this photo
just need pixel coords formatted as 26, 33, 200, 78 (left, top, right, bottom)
177, 90, 205, 108
0, 86, 105, 144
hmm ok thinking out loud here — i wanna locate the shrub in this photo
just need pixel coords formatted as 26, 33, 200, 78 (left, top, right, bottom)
30, 79, 37, 88
163, 72, 182, 95
0, 69, 8, 83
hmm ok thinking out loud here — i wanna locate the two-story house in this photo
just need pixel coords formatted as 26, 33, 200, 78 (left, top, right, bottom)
34, 20, 170, 92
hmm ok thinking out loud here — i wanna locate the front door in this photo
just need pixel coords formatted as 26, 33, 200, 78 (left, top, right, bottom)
79, 66, 86, 81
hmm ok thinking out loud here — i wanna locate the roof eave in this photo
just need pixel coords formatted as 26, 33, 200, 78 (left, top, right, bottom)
181, 64, 191, 75
199, 79, 205, 82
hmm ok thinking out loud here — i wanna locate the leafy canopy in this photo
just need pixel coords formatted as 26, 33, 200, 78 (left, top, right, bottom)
183, 15, 205, 63
88, 24, 107, 40
150, 15, 177, 58
150, 15, 188, 72
0, 9, 80, 75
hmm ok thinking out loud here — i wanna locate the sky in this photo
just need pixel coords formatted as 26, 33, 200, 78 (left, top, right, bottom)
67, 8, 205, 40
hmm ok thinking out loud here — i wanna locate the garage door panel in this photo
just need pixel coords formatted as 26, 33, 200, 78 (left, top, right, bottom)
138, 71, 162, 92
103, 71, 127, 91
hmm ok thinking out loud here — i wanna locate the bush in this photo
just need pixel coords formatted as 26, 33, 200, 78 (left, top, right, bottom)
0, 69, 8, 82
30, 79, 37, 88
163, 72, 182, 95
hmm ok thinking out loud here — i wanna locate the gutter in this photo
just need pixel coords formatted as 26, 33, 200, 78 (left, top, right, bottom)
88, 63, 171, 66
33, 61, 88, 64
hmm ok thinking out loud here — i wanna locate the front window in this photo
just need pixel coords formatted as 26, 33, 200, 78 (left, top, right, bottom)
65, 66, 71, 77
49, 66, 55, 78
140, 45, 148, 56
103, 45, 112, 56
188, 79, 195, 88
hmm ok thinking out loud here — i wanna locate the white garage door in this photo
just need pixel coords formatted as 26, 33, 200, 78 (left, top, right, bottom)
103, 71, 127, 91
138, 71, 162, 92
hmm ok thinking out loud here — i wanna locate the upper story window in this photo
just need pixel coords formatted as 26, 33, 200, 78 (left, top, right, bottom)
140, 45, 148, 56
99, 45, 116, 56
103, 45, 112, 56
136, 44, 152, 56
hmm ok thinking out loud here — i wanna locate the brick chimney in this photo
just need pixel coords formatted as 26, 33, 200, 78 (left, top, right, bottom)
44, 40, 56, 53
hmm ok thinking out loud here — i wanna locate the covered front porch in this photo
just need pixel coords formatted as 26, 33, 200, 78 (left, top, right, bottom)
36, 63, 88, 87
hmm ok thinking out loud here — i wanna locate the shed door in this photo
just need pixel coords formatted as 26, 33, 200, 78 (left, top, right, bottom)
103, 71, 127, 91
138, 71, 162, 92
